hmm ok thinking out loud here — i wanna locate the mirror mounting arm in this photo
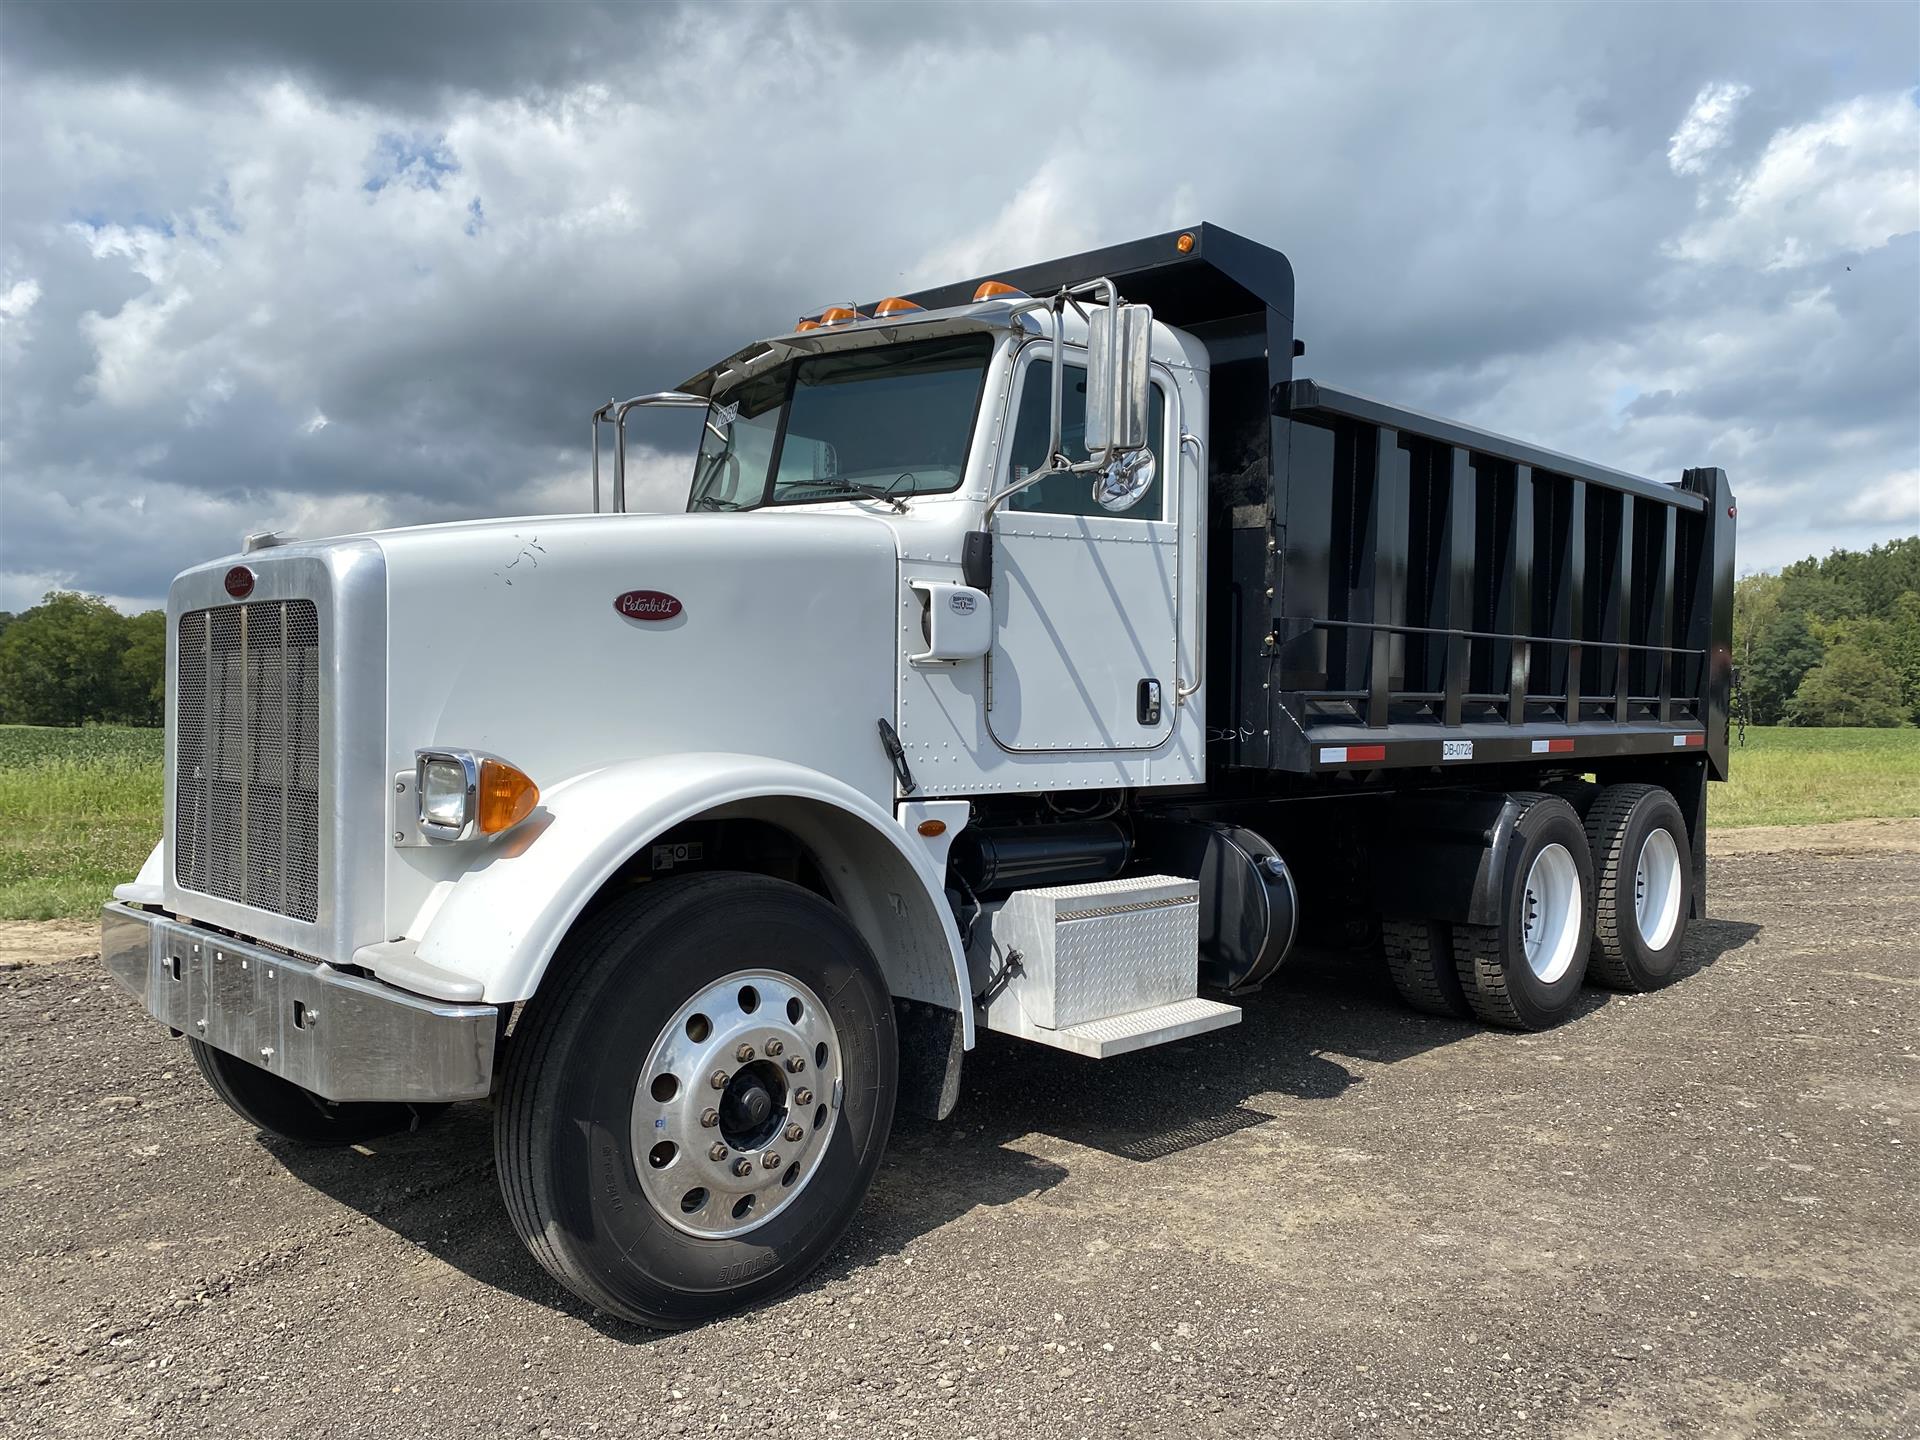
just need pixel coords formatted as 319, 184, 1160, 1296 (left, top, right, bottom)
591, 392, 707, 513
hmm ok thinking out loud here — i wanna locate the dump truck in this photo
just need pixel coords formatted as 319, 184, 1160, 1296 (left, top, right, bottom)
102, 224, 1735, 1326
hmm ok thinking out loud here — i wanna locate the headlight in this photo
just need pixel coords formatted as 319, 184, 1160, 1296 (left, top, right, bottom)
415, 749, 539, 841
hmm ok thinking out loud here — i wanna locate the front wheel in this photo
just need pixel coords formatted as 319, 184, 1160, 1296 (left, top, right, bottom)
189, 1039, 446, 1145
494, 873, 897, 1328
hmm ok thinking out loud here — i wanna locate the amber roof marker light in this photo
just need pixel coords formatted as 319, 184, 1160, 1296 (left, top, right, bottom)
872, 296, 925, 317
972, 280, 1026, 302
1176, 232, 1195, 254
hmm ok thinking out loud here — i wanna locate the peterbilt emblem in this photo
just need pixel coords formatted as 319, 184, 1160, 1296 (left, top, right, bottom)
948, 593, 976, 615
223, 566, 255, 599
614, 590, 683, 621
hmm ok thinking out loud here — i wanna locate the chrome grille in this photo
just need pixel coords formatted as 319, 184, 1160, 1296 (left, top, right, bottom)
174, 600, 322, 922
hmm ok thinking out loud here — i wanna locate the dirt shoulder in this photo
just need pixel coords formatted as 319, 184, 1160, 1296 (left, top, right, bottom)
1707, 815, 1920, 856
0, 919, 99, 970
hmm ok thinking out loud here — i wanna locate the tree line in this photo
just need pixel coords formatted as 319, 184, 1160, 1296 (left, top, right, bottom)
1733, 535, 1920, 728
0, 593, 165, 727
1, 537, 1916, 729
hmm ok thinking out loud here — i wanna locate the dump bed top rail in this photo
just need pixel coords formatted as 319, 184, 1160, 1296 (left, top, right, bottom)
1287, 381, 1704, 514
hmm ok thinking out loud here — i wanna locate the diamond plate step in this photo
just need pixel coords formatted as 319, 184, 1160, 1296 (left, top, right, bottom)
982, 995, 1240, 1059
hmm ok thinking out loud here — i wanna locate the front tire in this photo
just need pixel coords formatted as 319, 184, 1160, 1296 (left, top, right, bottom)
495, 873, 897, 1328
189, 1039, 445, 1145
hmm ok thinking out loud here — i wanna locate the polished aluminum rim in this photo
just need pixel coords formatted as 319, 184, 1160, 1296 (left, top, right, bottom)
1521, 843, 1583, 983
631, 969, 842, 1240
1634, 827, 1684, 950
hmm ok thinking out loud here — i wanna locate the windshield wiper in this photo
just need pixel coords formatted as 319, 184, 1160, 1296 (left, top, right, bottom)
802, 480, 909, 512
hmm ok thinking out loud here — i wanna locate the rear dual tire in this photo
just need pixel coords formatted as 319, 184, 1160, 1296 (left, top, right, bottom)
1451, 794, 1596, 1031
1380, 918, 1470, 1019
1582, 783, 1693, 991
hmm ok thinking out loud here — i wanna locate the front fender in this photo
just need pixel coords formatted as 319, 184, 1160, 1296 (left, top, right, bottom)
408, 753, 973, 1045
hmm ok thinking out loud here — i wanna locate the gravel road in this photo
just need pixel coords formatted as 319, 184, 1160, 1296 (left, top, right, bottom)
3, 823, 1915, 1439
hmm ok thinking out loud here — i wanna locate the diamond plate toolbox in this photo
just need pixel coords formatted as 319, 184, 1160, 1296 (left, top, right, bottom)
981, 875, 1200, 1030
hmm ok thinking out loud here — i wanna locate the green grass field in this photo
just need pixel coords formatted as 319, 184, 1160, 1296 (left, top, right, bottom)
0, 725, 163, 922
1711, 725, 1920, 828
1, 723, 1916, 921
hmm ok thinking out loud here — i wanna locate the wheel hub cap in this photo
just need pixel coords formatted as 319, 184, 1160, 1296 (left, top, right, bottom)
1521, 842, 1583, 984
631, 969, 843, 1239
1633, 826, 1684, 950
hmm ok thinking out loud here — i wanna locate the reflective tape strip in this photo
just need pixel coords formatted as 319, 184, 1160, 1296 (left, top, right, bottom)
1320, 744, 1387, 765
1673, 732, 1704, 747
1531, 738, 1576, 754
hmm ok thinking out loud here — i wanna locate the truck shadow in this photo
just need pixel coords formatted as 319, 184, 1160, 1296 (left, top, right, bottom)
270, 914, 1761, 1335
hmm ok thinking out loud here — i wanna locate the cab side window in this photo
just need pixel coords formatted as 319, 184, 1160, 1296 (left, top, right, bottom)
1005, 359, 1167, 519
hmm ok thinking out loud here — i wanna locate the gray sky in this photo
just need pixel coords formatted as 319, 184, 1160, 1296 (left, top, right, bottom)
1, 1, 1915, 612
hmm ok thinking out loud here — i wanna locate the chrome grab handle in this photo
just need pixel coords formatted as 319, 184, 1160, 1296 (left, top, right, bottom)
1176, 429, 1205, 703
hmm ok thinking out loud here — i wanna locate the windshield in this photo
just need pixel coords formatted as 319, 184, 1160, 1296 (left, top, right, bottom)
688, 335, 992, 511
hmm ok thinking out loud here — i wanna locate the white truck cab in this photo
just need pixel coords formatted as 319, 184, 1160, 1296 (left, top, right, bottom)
102, 224, 1734, 1327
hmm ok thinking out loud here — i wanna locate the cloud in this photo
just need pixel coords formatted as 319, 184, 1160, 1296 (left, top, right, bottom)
0, 2, 1916, 609
1673, 91, 1920, 268
0, 278, 41, 322
1667, 81, 1752, 176
1843, 470, 1920, 526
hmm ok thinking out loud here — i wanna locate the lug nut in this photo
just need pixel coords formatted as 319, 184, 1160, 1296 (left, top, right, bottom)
764, 1038, 784, 1057
708, 1142, 728, 1162
700, 1107, 719, 1128
732, 1158, 753, 1178
735, 1043, 755, 1063
709, 1069, 729, 1090
794, 1088, 813, 1107
784, 1123, 803, 1143
762, 1151, 782, 1170
786, 1056, 805, 1073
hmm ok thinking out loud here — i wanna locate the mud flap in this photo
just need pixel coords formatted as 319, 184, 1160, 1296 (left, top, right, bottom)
893, 997, 964, 1121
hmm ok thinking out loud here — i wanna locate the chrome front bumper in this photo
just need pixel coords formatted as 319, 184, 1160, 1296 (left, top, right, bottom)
102, 902, 497, 1103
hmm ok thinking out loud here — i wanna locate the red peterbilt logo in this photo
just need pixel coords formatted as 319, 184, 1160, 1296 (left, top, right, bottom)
614, 590, 683, 621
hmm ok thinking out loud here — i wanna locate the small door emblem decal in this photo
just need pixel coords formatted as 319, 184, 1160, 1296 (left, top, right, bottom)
614, 590, 683, 621
949, 593, 976, 615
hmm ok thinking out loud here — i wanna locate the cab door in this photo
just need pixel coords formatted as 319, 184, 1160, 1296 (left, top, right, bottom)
987, 348, 1180, 752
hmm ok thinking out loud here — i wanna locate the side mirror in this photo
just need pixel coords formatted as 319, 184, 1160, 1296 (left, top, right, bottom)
1084, 302, 1152, 457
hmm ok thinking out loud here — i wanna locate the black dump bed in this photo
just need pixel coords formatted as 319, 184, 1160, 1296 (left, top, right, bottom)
909, 222, 1735, 784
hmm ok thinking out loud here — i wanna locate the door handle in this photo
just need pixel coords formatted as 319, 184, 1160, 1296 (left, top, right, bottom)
1137, 678, 1163, 726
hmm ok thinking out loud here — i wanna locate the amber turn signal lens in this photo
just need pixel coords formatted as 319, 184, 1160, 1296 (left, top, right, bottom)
972, 280, 1025, 302
476, 758, 539, 834
916, 818, 947, 837
1175, 232, 1195, 254
818, 305, 860, 325
872, 296, 924, 317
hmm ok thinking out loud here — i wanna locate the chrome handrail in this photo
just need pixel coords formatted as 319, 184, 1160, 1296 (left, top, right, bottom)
1176, 429, 1205, 703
